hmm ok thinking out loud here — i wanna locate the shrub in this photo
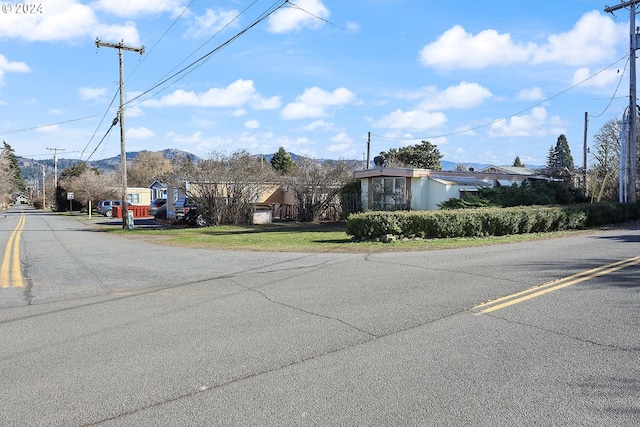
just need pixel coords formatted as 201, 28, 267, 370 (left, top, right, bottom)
346, 202, 639, 240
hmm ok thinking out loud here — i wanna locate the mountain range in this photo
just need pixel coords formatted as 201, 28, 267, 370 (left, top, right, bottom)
18, 148, 504, 186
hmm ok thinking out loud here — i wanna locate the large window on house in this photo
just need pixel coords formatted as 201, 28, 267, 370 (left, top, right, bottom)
127, 193, 140, 204
371, 177, 407, 210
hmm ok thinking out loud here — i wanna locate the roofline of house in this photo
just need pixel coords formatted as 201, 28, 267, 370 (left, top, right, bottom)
354, 167, 548, 181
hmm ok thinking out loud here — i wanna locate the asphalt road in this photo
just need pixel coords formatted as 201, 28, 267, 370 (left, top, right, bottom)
1, 205, 639, 426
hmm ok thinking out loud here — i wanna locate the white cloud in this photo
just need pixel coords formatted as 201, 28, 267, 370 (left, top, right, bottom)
413, 82, 492, 110
127, 127, 154, 139
268, 0, 329, 33
419, 25, 533, 70
327, 132, 354, 154
303, 120, 335, 131
94, 0, 186, 17
143, 79, 278, 109
0, 0, 140, 44
282, 87, 355, 119
488, 107, 566, 138
0, 55, 30, 86
281, 103, 324, 119
184, 8, 239, 39
419, 11, 624, 71
330, 132, 352, 143
244, 119, 260, 129
346, 22, 360, 34
36, 124, 59, 133
78, 87, 108, 101
532, 11, 622, 66
94, 23, 141, 46
166, 130, 233, 154
373, 82, 488, 132
572, 67, 622, 88
516, 87, 545, 101
374, 109, 447, 131
253, 95, 282, 110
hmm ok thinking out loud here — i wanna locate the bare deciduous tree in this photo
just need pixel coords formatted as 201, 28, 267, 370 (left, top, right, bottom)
289, 157, 354, 222
59, 170, 119, 209
127, 151, 174, 187
592, 118, 622, 201
175, 150, 279, 225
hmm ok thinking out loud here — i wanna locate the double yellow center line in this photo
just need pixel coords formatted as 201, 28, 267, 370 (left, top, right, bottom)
1, 210, 25, 288
473, 255, 640, 314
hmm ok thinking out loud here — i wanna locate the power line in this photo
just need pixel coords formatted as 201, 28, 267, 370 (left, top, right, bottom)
127, 0, 197, 78
589, 56, 630, 119
370, 55, 629, 142
0, 115, 98, 136
125, 0, 288, 108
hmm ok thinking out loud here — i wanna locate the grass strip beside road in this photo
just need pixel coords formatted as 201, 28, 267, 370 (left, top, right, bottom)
98, 221, 595, 253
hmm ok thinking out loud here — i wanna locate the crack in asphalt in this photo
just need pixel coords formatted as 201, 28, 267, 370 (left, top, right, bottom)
482, 312, 640, 353
229, 277, 378, 339
80, 306, 469, 426
0, 252, 338, 323
364, 254, 532, 287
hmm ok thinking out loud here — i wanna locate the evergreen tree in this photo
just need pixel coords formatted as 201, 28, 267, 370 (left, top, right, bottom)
270, 146, 295, 175
2, 141, 26, 192
380, 140, 443, 170
512, 156, 525, 167
546, 134, 574, 170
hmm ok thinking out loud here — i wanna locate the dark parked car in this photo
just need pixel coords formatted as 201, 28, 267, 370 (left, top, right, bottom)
149, 198, 166, 216
174, 197, 208, 227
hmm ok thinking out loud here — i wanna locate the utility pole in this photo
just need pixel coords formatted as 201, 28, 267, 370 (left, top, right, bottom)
583, 112, 588, 196
46, 146, 64, 194
96, 38, 144, 228
605, 1, 639, 202
366, 131, 371, 169
42, 165, 45, 210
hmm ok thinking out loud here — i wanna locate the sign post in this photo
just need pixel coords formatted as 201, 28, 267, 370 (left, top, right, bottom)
67, 192, 74, 213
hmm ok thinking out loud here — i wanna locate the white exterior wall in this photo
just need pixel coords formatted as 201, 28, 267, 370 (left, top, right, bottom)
411, 178, 427, 210
407, 178, 425, 211
425, 180, 447, 210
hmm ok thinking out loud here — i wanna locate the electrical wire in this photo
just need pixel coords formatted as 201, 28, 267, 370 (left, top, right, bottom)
82, 116, 120, 163
286, 0, 358, 35
142, 0, 258, 92
125, 0, 287, 108
589, 55, 629, 119
80, 0, 268, 163
0, 115, 98, 136
370, 54, 629, 141
78, 89, 120, 160
127, 0, 197, 78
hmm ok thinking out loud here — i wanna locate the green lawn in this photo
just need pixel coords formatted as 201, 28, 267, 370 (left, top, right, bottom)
104, 221, 591, 253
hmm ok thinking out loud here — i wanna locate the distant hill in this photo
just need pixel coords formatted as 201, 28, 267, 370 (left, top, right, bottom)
18, 148, 201, 184
18, 148, 540, 185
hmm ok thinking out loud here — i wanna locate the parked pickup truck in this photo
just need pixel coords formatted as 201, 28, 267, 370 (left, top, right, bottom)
173, 197, 208, 227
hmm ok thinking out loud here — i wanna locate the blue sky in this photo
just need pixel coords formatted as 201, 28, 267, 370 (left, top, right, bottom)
0, 0, 633, 168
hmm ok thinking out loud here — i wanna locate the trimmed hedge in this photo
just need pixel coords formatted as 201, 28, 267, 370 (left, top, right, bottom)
345, 203, 640, 240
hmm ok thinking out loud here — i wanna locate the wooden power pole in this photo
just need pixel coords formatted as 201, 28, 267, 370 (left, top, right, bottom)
96, 38, 144, 228
605, 1, 639, 202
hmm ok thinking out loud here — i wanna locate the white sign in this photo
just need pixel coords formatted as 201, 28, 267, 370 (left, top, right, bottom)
67, 192, 74, 200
